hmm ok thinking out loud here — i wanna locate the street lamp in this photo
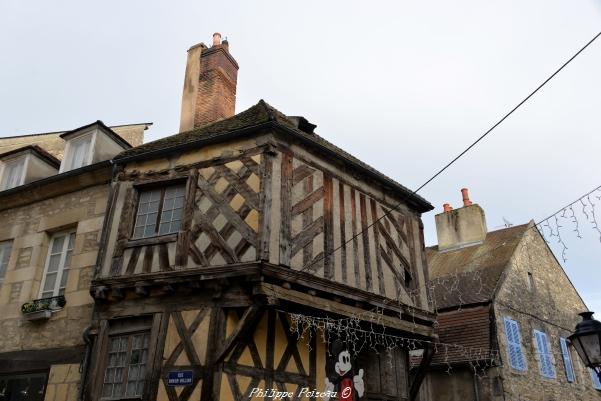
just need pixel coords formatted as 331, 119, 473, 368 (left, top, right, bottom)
568, 311, 601, 381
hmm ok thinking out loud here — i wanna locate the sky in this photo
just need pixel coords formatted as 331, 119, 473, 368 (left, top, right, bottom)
1, 1, 600, 314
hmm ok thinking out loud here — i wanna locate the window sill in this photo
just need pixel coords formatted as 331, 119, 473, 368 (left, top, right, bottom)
125, 233, 178, 248
21, 295, 67, 321
23, 309, 53, 321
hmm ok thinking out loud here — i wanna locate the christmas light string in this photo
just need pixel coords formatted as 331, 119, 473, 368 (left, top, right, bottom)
282, 185, 601, 386
299, 25, 601, 276
288, 308, 587, 380
290, 185, 601, 353
288, 311, 499, 378
536, 185, 601, 261
409, 184, 601, 316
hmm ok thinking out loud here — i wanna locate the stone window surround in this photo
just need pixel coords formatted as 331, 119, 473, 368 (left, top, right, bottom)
16, 220, 81, 305
39, 229, 76, 299
0, 240, 13, 287
527, 271, 535, 292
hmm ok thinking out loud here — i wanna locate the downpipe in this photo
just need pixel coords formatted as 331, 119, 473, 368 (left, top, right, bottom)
78, 326, 93, 401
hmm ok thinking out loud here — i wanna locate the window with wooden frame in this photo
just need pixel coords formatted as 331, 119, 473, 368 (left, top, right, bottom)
101, 317, 153, 400
40, 231, 75, 298
132, 184, 186, 239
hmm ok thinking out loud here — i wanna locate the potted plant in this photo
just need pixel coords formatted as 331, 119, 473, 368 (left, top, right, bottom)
21, 295, 66, 321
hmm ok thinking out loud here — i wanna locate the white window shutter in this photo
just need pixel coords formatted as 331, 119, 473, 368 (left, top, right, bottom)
534, 330, 555, 379
504, 317, 526, 371
591, 369, 601, 390
560, 337, 575, 383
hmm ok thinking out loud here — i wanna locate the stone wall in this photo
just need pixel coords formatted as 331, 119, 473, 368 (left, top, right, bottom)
44, 364, 81, 401
0, 123, 148, 159
0, 183, 108, 352
417, 365, 505, 401
494, 227, 601, 401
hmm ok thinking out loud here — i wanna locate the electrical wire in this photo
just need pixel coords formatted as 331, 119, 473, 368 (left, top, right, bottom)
299, 29, 601, 274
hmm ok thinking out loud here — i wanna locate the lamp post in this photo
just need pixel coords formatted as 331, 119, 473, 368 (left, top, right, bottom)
568, 311, 601, 381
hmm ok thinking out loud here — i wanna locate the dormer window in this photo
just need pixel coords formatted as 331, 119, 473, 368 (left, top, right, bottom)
59, 121, 133, 173
62, 133, 93, 172
0, 145, 60, 191
0, 156, 26, 190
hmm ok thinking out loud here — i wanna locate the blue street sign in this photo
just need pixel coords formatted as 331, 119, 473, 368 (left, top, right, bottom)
166, 370, 194, 386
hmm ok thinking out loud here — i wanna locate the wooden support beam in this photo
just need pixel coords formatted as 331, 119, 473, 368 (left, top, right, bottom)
110, 288, 124, 300
215, 305, 263, 363
254, 283, 433, 337
410, 343, 435, 401
134, 284, 149, 297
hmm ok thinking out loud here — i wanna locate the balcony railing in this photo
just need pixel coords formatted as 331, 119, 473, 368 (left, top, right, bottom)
21, 295, 66, 321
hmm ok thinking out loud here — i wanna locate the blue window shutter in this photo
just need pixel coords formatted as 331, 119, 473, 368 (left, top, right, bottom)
504, 317, 526, 371
534, 330, 556, 379
592, 369, 601, 390
560, 337, 575, 383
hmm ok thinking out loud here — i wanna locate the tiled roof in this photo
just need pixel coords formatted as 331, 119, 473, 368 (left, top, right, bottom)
115, 100, 433, 212
426, 224, 531, 310
432, 306, 493, 364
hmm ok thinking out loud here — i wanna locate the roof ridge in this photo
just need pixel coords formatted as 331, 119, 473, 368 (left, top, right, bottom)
114, 100, 433, 211
0, 122, 152, 140
257, 99, 276, 121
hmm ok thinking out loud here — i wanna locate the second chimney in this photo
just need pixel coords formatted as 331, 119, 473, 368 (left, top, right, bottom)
179, 33, 239, 132
435, 188, 487, 251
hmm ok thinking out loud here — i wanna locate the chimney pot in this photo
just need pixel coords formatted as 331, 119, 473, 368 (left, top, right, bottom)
461, 188, 472, 207
212, 33, 222, 46
435, 189, 487, 251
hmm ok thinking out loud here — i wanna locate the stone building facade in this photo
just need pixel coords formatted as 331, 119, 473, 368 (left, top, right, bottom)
0, 122, 148, 401
418, 189, 601, 401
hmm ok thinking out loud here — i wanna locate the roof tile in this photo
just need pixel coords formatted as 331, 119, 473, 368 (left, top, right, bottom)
426, 224, 530, 309
115, 100, 433, 211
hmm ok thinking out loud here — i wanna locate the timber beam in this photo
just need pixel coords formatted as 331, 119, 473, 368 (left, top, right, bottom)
214, 305, 263, 363
254, 282, 434, 338
410, 343, 435, 401
90, 261, 435, 335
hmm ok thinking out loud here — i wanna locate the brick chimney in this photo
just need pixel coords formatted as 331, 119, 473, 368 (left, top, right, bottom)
435, 188, 487, 251
179, 33, 239, 132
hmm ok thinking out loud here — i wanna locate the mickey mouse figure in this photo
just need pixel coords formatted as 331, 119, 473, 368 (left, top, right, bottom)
323, 340, 365, 401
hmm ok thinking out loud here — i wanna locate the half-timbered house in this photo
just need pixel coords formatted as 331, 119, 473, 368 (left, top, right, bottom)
86, 34, 436, 401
